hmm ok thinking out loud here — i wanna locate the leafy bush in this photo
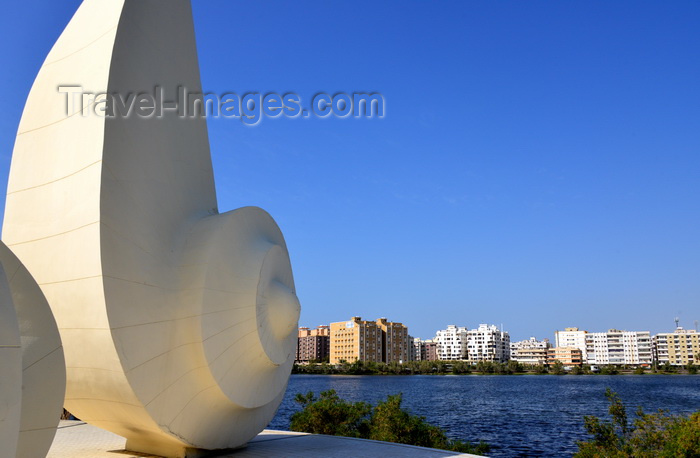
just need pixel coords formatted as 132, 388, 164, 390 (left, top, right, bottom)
575, 388, 700, 457
507, 360, 525, 373
600, 365, 620, 375
290, 390, 371, 437
571, 365, 585, 375
451, 360, 471, 374
290, 389, 489, 455
550, 361, 566, 375
661, 362, 677, 373
474, 361, 493, 374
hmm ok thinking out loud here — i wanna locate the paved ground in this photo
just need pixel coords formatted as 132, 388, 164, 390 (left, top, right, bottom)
47, 421, 480, 457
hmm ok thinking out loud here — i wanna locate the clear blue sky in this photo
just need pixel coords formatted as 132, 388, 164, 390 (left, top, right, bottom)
1, 1, 698, 341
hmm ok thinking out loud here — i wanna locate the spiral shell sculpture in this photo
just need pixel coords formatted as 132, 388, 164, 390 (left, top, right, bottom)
2, 0, 300, 456
0, 242, 66, 458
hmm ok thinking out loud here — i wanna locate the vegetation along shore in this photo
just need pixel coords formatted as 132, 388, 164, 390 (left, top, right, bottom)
293, 360, 699, 376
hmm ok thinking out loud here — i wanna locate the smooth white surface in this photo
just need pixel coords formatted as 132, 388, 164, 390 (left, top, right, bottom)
0, 243, 66, 458
3, 0, 299, 456
0, 242, 66, 458
49, 421, 478, 458
0, 261, 21, 458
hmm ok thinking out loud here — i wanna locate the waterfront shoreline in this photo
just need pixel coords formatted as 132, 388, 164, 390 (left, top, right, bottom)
293, 361, 698, 377
271, 374, 700, 457
292, 371, 700, 376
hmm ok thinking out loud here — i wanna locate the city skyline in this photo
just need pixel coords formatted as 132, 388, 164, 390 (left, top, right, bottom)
299, 316, 699, 343
1, 1, 699, 342
296, 320, 699, 366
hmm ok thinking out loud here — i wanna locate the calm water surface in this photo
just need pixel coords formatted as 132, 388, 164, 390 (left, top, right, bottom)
269, 374, 699, 457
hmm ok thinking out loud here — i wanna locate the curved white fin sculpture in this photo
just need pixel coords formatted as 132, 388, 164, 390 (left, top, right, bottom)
0, 242, 66, 458
0, 260, 21, 458
3, 1, 300, 457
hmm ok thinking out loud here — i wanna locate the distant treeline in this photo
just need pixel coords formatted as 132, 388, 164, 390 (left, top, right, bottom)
293, 360, 699, 376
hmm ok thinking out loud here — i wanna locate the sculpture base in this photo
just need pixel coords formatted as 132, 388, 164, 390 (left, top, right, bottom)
49, 421, 481, 457
125, 438, 239, 458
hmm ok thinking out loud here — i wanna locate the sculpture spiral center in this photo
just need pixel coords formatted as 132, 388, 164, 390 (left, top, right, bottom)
256, 244, 301, 366
265, 280, 302, 340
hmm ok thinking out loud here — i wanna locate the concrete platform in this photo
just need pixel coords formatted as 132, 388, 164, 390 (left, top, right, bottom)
48, 421, 480, 457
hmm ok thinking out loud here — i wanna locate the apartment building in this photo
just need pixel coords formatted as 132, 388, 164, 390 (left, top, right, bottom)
296, 326, 330, 363
585, 330, 652, 366
329, 317, 410, 364
554, 327, 588, 362
556, 327, 652, 366
467, 324, 511, 363
412, 337, 421, 361
510, 337, 551, 365
412, 338, 438, 361
547, 347, 583, 367
422, 340, 438, 361
409, 336, 417, 361
329, 317, 381, 364
434, 325, 468, 360
653, 328, 700, 366
376, 318, 410, 363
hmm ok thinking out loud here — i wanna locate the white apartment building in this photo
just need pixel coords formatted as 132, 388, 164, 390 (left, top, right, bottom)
555, 327, 588, 362
510, 337, 551, 365
434, 325, 468, 360
585, 330, 652, 366
467, 324, 511, 363
555, 327, 652, 366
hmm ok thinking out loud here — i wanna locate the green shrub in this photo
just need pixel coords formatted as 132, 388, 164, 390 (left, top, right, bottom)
290, 389, 489, 455
507, 360, 525, 374
451, 361, 471, 374
550, 361, 566, 375
600, 365, 620, 375
575, 388, 700, 457
661, 362, 677, 373
290, 390, 371, 437
571, 365, 585, 375
418, 360, 436, 374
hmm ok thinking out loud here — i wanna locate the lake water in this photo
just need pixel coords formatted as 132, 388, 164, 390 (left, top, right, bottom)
269, 374, 700, 457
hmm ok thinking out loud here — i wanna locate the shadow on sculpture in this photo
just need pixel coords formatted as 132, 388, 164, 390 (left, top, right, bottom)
0, 242, 66, 458
2, 0, 300, 457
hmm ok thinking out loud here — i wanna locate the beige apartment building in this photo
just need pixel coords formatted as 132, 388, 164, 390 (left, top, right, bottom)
510, 337, 551, 365
330, 317, 409, 364
547, 347, 583, 367
296, 326, 330, 363
555, 327, 588, 362
376, 318, 410, 363
653, 328, 700, 366
329, 317, 381, 364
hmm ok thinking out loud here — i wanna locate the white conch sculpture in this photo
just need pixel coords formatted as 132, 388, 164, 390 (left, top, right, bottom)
3, 0, 300, 456
0, 242, 66, 458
